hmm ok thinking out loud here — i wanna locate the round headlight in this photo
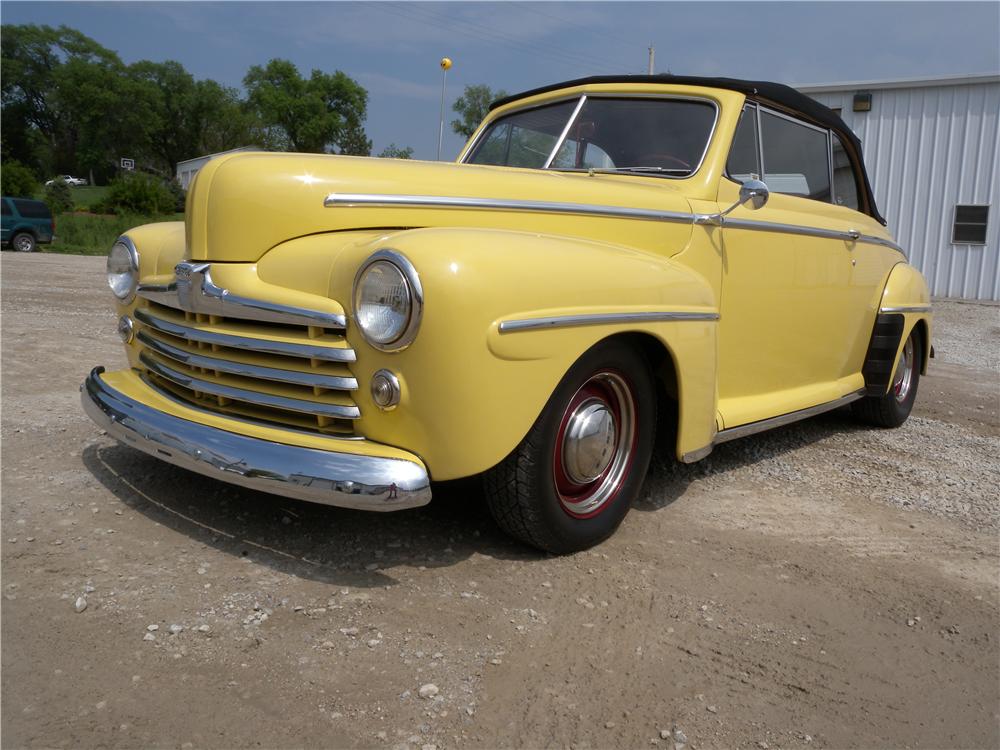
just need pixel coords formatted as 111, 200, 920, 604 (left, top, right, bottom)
353, 250, 422, 351
107, 237, 138, 303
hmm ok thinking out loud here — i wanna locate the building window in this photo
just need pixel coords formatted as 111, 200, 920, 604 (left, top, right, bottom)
952, 205, 989, 245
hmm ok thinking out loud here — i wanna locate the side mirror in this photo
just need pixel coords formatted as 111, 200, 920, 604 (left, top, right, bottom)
738, 179, 769, 211
698, 178, 771, 226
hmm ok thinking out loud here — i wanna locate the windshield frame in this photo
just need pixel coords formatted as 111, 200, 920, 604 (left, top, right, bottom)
460, 92, 721, 180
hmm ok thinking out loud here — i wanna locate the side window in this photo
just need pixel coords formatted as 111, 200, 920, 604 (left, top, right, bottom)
726, 105, 760, 181
831, 133, 860, 211
1, 200, 12, 217
759, 110, 831, 203
12, 199, 51, 219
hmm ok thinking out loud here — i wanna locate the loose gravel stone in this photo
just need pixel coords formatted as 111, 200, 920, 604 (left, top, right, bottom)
417, 683, 439, 699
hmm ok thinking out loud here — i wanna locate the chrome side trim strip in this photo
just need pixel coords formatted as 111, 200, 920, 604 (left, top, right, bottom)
324, 192, 905, 255
708, 216, 858, 243
135, 308, 356, 363
698, 215, 906, 255
856, 234, 906, 254
138, 262, 346, 330
325, 193, 696, 225
140, 353, 361, 420
81, 368, 429, 511
714, 389, 866, 445
137, 330, 358, 391
498, 311, 719, 334
879, 305, 932, 314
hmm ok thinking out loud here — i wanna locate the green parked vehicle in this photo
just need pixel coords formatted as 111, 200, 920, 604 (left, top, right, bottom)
2, 197, 55, 252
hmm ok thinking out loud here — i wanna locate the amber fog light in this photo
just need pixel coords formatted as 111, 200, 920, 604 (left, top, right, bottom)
371, 369, 401, 410
117, 315, 134, 344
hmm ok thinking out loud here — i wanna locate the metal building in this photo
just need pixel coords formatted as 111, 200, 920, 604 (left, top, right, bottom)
798, 74, 999, 300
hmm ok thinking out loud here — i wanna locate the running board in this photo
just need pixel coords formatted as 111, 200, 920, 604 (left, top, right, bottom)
681, 389, 866, 462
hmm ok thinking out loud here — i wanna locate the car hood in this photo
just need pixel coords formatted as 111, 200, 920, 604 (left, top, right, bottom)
185, 152, 697, 263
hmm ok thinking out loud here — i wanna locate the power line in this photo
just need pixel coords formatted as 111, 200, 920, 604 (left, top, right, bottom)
512, 2, 641, 54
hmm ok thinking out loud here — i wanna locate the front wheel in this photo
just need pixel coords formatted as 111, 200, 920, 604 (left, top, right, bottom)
12, 232, 36, 252
483, 339, 656, 553
853, 330, 921, 427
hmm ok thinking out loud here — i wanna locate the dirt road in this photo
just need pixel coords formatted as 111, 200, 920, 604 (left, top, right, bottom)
3, 253, 998, 749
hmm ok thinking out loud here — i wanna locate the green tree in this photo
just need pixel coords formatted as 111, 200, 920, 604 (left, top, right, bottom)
376, 143, 414, 159
1, 24, 141, 182
44, 179, 74, 213
0, 160, 40, 197
451, 84, 508, 139
127, 61, 269, 172
97, 171, 175, 215
243, 59, 370, 154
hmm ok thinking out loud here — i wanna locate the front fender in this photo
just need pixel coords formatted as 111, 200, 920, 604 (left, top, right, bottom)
288, 226, 720, 480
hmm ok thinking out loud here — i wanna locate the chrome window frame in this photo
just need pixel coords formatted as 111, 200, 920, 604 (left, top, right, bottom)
461, 92, 721, 181
829, 131, 864, 212
723, 102, 761, 181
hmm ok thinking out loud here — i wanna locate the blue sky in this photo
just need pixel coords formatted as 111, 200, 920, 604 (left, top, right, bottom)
3, 1, 999, 160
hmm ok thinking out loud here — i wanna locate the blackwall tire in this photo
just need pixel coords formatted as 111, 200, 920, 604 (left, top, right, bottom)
483, 339, 657, 554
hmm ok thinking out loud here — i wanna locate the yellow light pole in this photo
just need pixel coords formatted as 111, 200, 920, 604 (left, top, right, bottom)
437, 57, 453, 161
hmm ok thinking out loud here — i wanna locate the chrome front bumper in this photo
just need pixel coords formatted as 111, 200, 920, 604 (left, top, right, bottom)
81, 367, 431, 511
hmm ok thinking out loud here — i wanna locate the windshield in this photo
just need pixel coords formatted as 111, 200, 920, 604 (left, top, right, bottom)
464, 96, 717, 177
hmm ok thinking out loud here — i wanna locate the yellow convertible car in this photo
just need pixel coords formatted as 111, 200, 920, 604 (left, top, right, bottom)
83, 75, 931, 553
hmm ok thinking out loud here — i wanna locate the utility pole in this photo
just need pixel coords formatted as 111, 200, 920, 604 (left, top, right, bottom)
647, 45, 655, 75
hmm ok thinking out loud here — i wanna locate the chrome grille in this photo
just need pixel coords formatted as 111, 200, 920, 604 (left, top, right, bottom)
134, 302, 360, 436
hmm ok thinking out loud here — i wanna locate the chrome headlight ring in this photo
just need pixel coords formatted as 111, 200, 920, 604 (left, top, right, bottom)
107, 235, 139, 304
352, 248, 423, 352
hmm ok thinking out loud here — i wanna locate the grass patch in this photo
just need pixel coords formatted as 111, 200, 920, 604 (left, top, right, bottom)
33, 185, 109, 211
47, 212, 183, 256
70, 185, 110, 210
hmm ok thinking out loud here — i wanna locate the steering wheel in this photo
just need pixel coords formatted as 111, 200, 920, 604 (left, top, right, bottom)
634, 153, 692, 170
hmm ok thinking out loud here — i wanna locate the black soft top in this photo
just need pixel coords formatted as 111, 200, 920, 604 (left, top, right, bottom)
491, 74, 885, 225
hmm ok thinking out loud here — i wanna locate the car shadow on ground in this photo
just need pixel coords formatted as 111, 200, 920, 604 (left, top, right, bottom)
82, 407, 867, 584
634, 406, 869, 512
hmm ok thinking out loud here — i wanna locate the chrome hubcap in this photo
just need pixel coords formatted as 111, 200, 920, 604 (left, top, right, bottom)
14, 236, 32, 251
554, 371, 637, 518
562, 400, 617, 484
892, 337, 915, 403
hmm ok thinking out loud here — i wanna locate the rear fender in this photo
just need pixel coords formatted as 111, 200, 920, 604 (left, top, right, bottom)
864, 263, 932, 395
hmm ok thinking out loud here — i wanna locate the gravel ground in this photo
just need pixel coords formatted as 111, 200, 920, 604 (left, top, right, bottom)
2, 253, 998, 750
931, 299, 1000, 373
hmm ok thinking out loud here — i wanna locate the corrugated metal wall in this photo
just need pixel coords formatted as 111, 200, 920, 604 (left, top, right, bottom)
803, 80, 1000, 300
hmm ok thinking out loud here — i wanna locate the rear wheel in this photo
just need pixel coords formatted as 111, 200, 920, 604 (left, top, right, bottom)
483, 339, 656, 553
12, 232, 36, 252
852, 330, 921, 427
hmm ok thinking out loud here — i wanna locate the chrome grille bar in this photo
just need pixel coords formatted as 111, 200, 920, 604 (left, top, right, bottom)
137, 262, 347, 329
140, 352, 361, 420
137, 330, 358, 391
135, 308, 356, 363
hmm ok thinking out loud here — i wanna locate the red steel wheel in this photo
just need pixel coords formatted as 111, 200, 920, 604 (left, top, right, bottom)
483, 339, 656, 553
552, 371, 638, 519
